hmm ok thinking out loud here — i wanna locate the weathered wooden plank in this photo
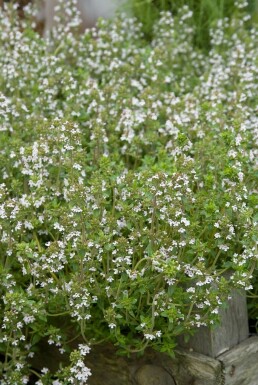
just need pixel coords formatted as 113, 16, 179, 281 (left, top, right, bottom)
173, 349, 223, 385
178, 289, 249, 358
151, 347, 223, 385
218, 336, 258, 385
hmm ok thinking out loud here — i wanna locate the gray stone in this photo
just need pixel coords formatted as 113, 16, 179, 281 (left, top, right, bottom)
134, 364, 176, 385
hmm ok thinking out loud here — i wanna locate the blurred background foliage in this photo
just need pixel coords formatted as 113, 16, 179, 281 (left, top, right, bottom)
1, 0, 258, 49
127, 0, 258, 49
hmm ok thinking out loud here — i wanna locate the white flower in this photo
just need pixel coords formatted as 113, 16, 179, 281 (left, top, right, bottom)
144, 333, 156, 340
78, 344, 91, 356
218, 244, 229, 252
73, 163, 82, 170
52, 380, 62, 385
70, 360, 92, 383
186, 287, 195, 293
23, 315, 35, 324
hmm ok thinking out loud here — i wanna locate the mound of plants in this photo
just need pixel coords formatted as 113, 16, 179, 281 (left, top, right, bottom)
129, 0, 258, 48
0, 1, 257, 384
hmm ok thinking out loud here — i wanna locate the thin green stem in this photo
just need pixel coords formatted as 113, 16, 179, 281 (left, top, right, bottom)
46, 311, 70, 317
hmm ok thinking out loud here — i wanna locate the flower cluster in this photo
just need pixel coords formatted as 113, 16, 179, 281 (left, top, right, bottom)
0, 1, 257, 383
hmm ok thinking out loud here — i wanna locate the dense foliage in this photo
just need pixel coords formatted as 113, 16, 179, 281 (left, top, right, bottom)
0, 1, 257, 384
129, 0, 258, 47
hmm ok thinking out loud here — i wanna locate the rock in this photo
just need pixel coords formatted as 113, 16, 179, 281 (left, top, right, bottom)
134, 364, 176, 385
87, 344, 133, 385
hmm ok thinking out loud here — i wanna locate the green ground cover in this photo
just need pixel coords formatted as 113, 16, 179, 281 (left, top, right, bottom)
0, 1, 257, 384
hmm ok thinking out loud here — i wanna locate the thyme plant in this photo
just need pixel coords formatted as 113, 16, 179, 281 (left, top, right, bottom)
129, 0, 258, 48
0, 1, 257, 384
